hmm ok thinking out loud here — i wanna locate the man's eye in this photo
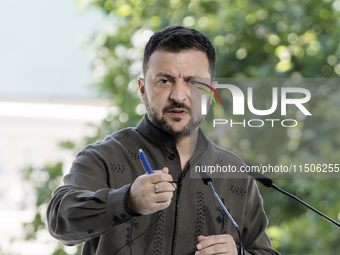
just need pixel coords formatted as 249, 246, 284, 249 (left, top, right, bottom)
158, 79, 170, 85
190, 80, 206, 88
190, 80, 198, 86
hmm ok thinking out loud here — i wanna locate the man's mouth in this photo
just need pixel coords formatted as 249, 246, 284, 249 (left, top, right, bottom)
168, 108, 188, 114
163, 103, 190, 119
166, 108, 189, 118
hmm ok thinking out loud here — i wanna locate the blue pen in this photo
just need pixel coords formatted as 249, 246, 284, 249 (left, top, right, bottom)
139, 149, 154, 174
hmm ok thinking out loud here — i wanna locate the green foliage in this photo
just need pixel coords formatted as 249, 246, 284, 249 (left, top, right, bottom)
20, 163, 82, 254
23, 164, 64, 240
58, 140, 76, 150
77, 0, 340, 144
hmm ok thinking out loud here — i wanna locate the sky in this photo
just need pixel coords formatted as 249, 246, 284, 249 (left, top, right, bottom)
0, 0, 109, 99
0, 2, 111, 252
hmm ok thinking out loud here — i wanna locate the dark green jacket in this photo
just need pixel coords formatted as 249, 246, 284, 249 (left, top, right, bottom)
47, 115, 279, 255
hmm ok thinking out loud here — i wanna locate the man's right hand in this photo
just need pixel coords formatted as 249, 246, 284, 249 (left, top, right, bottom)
125, 167, 176, 215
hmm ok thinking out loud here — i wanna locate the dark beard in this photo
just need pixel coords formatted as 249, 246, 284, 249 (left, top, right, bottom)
144, 94, 203, 138
151, 113, 201, 138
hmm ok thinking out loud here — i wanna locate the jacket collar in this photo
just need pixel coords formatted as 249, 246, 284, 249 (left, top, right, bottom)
135, 115, 208, 155
136, 115, 175, 147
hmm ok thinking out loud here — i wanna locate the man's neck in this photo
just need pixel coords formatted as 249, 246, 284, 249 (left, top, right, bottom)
174, 129, 199, 172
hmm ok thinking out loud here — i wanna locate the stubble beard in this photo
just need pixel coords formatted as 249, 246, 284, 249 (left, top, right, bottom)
144, 92, 203, 138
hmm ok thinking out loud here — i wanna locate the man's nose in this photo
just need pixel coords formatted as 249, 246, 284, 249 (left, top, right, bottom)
169, 82, 188, 102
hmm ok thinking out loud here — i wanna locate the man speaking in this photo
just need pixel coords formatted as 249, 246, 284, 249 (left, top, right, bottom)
47, 26, 279, 255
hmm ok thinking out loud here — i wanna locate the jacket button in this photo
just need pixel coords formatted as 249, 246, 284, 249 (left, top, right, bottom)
169, 154, 176, 160
88, 229, 94, 234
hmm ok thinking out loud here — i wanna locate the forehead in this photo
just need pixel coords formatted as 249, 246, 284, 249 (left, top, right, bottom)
146, 50, 211, 78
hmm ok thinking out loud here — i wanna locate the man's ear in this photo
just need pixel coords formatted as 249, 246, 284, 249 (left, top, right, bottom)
212, 80, 218, 89
138, 77, 145, 102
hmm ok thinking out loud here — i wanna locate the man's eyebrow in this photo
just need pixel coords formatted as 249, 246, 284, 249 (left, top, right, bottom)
183, 75, 201, 80
155, 73, 202, 79
154, 73, 208, 84
154, 72, 176, 79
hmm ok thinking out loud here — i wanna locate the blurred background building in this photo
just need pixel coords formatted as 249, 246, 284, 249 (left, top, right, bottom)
0, 0, 109, 253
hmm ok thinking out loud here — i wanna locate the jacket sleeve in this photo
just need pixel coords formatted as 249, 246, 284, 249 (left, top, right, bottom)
46, 146, 134, 246
243, 179, 280, 255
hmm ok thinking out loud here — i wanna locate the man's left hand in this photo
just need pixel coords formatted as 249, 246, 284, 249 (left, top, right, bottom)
195, 234, 237, 255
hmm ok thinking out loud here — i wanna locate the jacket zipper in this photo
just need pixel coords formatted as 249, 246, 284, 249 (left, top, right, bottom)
171, 166, 195, 253
170, 140, 203, 254
171, 169, 186, 254
170, 140, 184, 255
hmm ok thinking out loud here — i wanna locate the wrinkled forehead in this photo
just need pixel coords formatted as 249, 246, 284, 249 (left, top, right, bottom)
146, 50, 211, 79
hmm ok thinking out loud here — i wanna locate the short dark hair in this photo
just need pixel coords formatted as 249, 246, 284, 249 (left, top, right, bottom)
143, 26, 216, 78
